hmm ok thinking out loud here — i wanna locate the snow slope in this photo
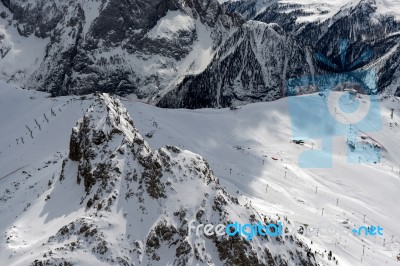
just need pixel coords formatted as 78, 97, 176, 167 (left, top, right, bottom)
0, 82, 399, 265
146, 11, 196, 40
222, 0, 400, 22
0, 4, 48, 86
126, 93, 400, 265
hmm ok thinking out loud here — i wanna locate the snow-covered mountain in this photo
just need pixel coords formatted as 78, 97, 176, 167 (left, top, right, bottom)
0, 0, 243, 98
1, 82, 400, 265
157, 20, 314, 108
1, 1, 400, 265
224, 0, 400, 98
0, 87, 321, 265
1, 0, 399, 106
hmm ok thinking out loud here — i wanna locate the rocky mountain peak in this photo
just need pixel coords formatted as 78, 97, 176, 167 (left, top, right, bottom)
66, 93, 153, 193
68, 93, 147, 159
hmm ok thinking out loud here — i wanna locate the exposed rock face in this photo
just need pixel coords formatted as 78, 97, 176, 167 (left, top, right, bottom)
0, 32, 11, 58
158, 21, 314, 108
31, 93, 319, 265
0, 0, 243, 98
1, 0, 64, 38
226, 0, 400, 97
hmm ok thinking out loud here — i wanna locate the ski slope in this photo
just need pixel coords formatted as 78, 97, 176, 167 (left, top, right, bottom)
124, 92, 400, 265
0, 82, 399, 265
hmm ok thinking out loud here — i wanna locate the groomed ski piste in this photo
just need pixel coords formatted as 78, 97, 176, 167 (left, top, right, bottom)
0, 81, 399, 265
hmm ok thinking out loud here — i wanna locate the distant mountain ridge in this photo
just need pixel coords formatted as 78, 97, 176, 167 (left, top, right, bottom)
223, 0, 400, 96
0, 0, 243, 97
0, 0, 399, 107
